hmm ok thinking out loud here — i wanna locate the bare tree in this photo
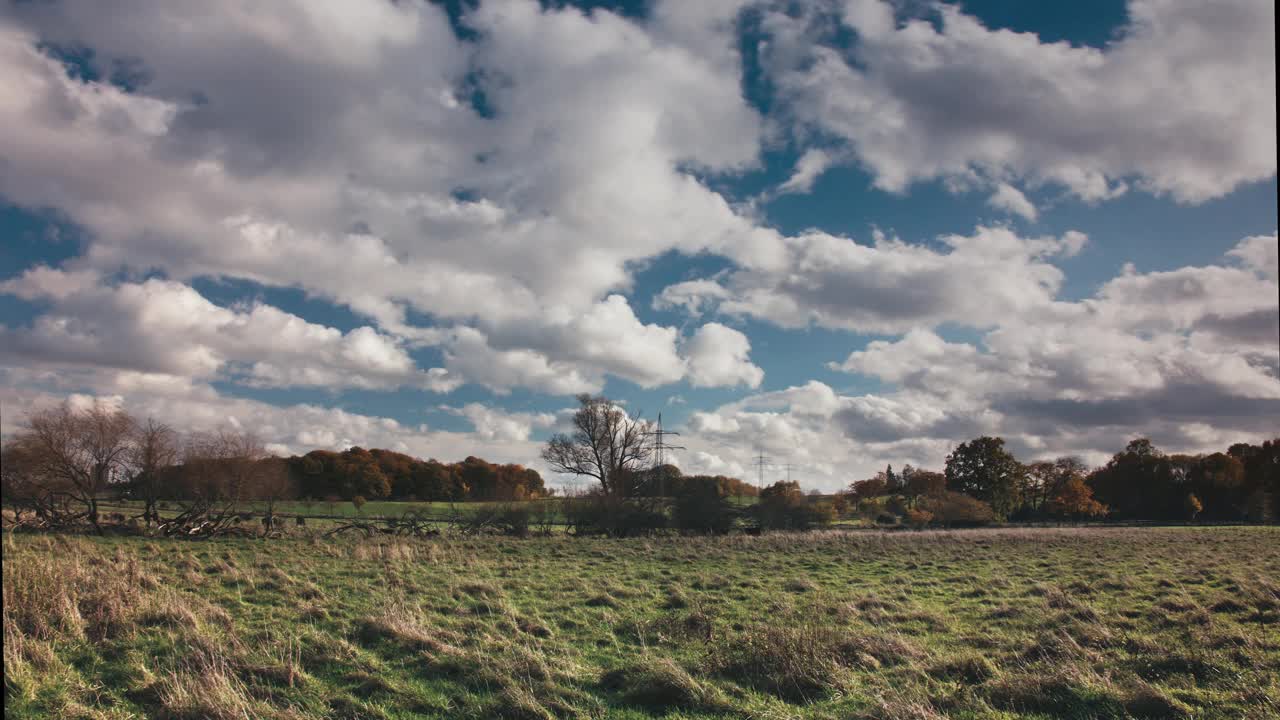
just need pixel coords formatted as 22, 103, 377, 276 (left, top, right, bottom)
20, 402, 136, 532
542, 394, 651, 496
164, 429, 272, 537
1, 438, 57, 526
127, 418, 180, 527
256, 457, 295, 533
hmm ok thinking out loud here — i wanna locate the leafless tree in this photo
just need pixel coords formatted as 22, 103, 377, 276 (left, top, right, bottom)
1, 438, 55, 526
255, 457, 295, 533
542, 394, 651, 496
163, 429, 273, 537
18, 402, 136, 532
127, 418, 180, 527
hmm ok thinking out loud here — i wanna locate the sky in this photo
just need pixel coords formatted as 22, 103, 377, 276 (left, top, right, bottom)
0, 0, 1276, 492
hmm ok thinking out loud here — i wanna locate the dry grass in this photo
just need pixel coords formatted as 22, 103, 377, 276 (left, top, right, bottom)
3, 526, 1278, 719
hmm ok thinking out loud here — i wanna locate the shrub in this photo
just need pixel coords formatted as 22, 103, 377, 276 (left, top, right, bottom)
904, 508, 933, 529
564, 493, 666, 537
752, 482, 835, 531
672, 477, 737, 534
808, 500, 837, 527
497, 505, 532, 537
920, 492, 996, 527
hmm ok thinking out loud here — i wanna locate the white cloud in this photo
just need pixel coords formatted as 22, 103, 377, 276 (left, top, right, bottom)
444, 403, 556, 443
0, 0, 1275, 490
658, 226, 1085, 333
0, 268, 457, 392
987, 183, 1038, 221
829, 235, 1280, 458
0, 368, 546, 468
777, 148, 836, 195
682, 322, 764, 389
652, 279, 731, 316
765, 0, 1276, 203
0, 0, 773, 395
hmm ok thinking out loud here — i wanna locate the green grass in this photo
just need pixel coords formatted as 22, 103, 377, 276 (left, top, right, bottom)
4, 526, 1278, 718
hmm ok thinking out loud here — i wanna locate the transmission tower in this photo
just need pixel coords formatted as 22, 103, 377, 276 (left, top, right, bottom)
642, 413, 684, 497
781, 461, 796, 484
752, 449, 770, 492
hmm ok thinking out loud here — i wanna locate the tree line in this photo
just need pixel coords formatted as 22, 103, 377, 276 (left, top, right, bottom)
543, 395, 1278, 532
286, 448, 545, 503
4, 396, 1276, 537
844, 436, 1279, 526
0, 402, 545, 535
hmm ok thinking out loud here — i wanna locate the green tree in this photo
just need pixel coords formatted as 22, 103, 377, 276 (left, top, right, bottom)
945, 436, 1025, 520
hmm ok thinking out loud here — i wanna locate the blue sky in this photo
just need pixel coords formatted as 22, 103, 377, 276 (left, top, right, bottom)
1, 0, 1275, 490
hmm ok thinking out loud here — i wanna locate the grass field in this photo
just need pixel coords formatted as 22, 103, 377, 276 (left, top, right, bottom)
4, 527, 1278, 719
96, 496, 763, 522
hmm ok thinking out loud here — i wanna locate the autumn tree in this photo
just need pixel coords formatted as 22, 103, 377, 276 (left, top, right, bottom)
902, 468, 946, 502
945, 436, 1025, 520
1022, 457, 1090, 518
542, 394, 651, 496
336, 447, 392, 499
847, 474, 887, 502
1046, 474, 1107, 520
1184, 493, 1203, 521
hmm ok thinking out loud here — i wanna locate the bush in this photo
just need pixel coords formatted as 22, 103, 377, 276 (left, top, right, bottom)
921, 492, 996, 527
886, 495, 911, 516
903, 508, 933, 529
456, 504, 533, 536
672, 477, 737, 534
496, 505, 532, 537
808, 501, 837, 527
564, 493, 667, 537
752, 482, 835, 531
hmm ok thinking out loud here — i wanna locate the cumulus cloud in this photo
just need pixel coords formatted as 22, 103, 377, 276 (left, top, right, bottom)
682, 323, 764, 389
0, 0, 1274, 488
0, 268, 459, 392
657, 226, 1086, 333
444, 403, 556, 443
777, 148, 837, 195
987, 183, 1038, 221
0, 368, 545, 468
0, 0, 772, 394
764, 0, 1276, 203
830, 235, 1280, 458
662, 235, 1279, 491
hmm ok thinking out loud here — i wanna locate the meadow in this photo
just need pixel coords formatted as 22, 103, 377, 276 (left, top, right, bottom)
4, 526, 1278, 719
